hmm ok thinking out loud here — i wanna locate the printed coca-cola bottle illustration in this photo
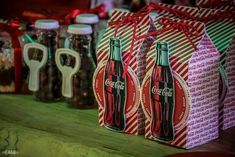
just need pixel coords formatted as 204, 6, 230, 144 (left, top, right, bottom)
104, 37, 126, 131
150, 41, 175, 141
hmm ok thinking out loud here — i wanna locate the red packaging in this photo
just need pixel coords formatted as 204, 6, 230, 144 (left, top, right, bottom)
141, 16, 220, 149
149, 1, 235, 132
93, 9, 155, 134
198, 8, 235, 130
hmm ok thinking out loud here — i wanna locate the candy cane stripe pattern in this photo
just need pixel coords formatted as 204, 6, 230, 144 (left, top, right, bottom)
96, 9, 151, 134
141, 13, 220, 148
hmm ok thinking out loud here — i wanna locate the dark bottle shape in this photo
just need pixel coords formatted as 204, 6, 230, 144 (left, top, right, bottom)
104, 38, 126, 131
75, 14, 99, 65
34, 19, 62, 102
150, 42, 175, 141
65, 24, 96, 108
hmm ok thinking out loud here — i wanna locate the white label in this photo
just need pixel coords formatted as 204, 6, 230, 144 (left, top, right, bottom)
152, 86, 173, 97
105, 79, 124, 90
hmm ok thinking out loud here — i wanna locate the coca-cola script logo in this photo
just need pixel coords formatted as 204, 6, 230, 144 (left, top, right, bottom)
105, 79, 125, 90
152, 86, 173, 97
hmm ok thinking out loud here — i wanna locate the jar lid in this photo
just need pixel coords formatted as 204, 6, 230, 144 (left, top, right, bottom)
67, 24, 92, 35
35, 19, 59, 29
75, 14, 99, 24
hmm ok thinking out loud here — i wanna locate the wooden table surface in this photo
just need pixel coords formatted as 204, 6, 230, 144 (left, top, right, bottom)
0, 94, 234, 157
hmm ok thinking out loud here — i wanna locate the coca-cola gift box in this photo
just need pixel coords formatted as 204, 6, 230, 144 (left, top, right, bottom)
148, 2, 235, 132
198, 8, 235, 130
0, 23, 22, 93
93, 9, 155, 134
140, 16, 221, 149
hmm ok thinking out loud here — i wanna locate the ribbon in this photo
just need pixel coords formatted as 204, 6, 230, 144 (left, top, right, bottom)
106, 3, 233, 79
148, 2, 235, 22
108, 5, 200, 78
148, 3, 198, 21
109, 11, 147, 78
137, 17, 200, 50
0, 22, 23, 93
159, 17, 199, 50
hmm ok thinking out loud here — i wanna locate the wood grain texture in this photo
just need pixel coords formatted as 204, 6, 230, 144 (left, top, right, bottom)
0, 94, 234, 157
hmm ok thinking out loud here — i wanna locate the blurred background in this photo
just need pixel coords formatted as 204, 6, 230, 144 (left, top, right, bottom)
0, 0, 196, 19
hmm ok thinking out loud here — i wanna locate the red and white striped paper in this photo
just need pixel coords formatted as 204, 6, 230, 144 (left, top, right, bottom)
141, 16, 220, 149
95, 10, 152, 135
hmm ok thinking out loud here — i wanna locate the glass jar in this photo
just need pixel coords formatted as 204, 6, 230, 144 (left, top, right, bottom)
0, 31, 14, 93
33, 19, 62, 102
58, 25, 68, 48
75, 14, 99, 65
65, 24, 96, 108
